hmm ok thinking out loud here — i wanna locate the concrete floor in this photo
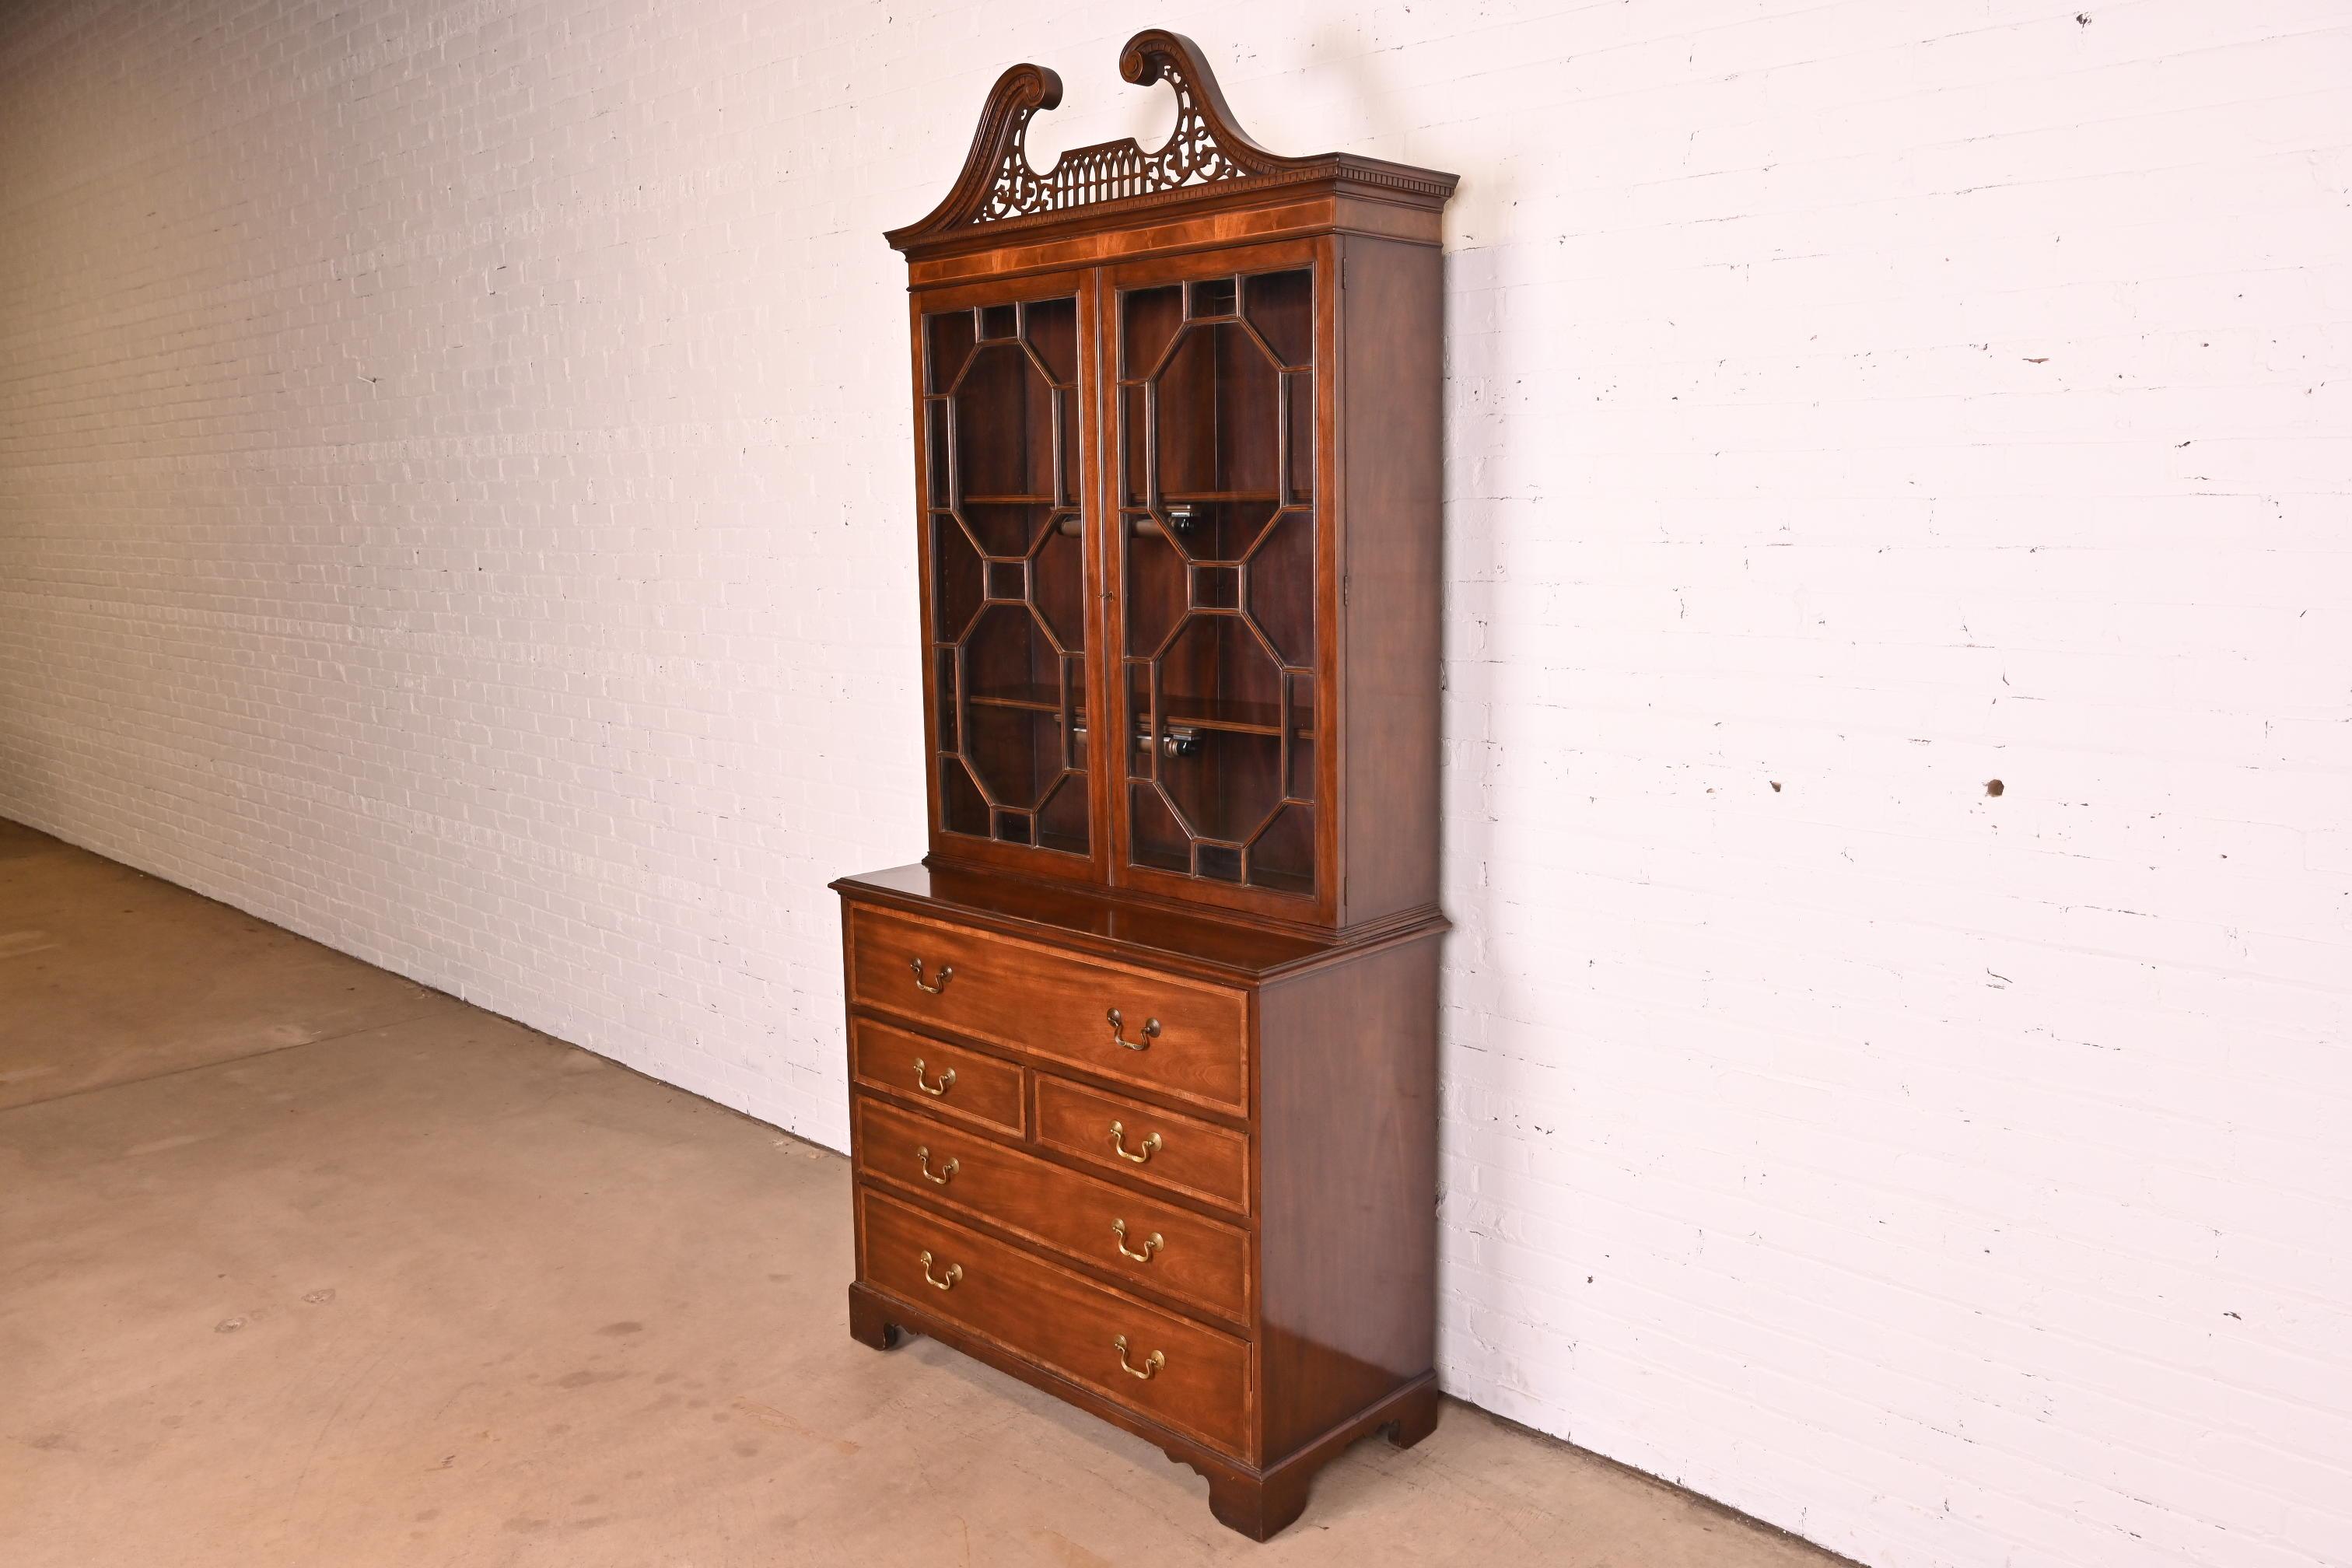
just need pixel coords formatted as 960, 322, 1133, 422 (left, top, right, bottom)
1, 817, 1847, 1568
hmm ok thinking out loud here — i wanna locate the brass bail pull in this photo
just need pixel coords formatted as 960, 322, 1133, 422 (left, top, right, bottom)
919, 1251, 963, 1290
909, 959, 954, 995
1112, 1219, 1163, 1262
912, 1059, 955, 1096
1108, 1121, 1162, 1164
1106, 1008, 1160, 1051
1114, 1335, 1164, 1381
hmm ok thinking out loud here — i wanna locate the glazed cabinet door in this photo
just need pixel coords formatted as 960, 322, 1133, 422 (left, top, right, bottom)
1101, 241, 1335, 922
914, 271, 1109, 880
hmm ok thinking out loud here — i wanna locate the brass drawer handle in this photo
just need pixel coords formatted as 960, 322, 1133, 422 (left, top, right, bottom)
916, 1146, 957, 1186
919, 1250, 962, 1290
1108, 1121, 1161, 1164
1115, 1335, 1164, 1381
912, 1059, 955, 1096
909, 959, 954, 995
1106, 1007, 1160, 1051
1111, 1219, 1163, 1263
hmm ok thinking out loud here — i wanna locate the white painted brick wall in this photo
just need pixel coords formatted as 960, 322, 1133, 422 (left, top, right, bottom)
2, 2, 2346, 1564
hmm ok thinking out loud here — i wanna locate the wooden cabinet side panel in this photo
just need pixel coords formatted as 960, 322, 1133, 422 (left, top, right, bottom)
1253, 932, 1440, 1462
1335, 236, 1445, 927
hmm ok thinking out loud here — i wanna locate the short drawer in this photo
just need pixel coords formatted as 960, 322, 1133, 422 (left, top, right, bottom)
1035, 1076, 1249, 1215
860, 1187, 1250, 1458
849, 1017, 1024, 1136
848, 904, 1247, 1111
855, 1094, 1248, 1321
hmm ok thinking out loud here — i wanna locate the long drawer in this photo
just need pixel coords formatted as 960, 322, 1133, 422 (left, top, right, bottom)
848, 905, 1247, 1111
854, 1093, 1248, 1321
859, 1188, 1251, 1457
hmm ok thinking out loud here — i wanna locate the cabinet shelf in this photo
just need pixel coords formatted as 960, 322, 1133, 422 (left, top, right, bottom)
1163, 696, 1313, 739
966, 688, 1314, 742
964, 684, 1069, 715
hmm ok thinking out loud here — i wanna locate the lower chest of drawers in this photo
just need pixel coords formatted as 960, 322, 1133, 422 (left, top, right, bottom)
835, 883, 1443, 1538
842, 901, 1262, 1458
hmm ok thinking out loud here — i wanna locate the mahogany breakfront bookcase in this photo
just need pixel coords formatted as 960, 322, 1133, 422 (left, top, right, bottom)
832, 30, 1456, 1539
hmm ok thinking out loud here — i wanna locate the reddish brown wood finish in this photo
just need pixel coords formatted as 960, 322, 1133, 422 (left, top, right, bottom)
1255, 929, 1442, 1459
849, 1017, 1025, 1136
848, 903, 1248, 1111
842, 28, 1451, 1542
1033, 1074, 1251, 1213
860, 1188, 1252, 1455
855, 1092, 1250, 1322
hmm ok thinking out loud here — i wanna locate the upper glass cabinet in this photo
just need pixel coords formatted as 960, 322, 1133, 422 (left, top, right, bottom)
921, 292, 1091, 857
889, 30, 1453, 933
1115, 265, 1318, 895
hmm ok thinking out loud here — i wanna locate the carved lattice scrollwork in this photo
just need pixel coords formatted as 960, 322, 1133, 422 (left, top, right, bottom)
984, 38, 1264, 220
885, 29, 1453, 251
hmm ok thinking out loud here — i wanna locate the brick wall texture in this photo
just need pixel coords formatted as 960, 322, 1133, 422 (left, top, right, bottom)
2, 4, 2347, 1564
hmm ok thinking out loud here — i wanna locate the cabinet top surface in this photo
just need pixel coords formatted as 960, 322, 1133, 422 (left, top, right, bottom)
884, 28, 1457, 264
832, 864, 1443, 982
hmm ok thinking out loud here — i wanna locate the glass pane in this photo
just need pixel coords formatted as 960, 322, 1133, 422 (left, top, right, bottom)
964, 605, 1062, 797
1246, 509, 1313, 665
1196, 843, 1243, 884
935, 649, 957, 754
1038, 772, 1088, 855
1286, 670, 1317, 803
1162, 729, 1282, 847
1161, 498, 1274, 563
1125, 663, 1157, 782
1116, 267, 1321, 894
941, 757, 988, 837
1188, 276, 1237, 317
1125, 516, 1186, 658
1129, 782, 1189, 874
926, 312, 975, 394
1153, 323, 1279, 503
953, 344, 1058, 504
1284, 370, 1314, 503
1034, 518, 1087, 651
932, 516, 982, 642
923, 292, 1087, 858
1244, 269, 1311, 367
1248, 803, 1314, 892
1122, 285, 1182, 377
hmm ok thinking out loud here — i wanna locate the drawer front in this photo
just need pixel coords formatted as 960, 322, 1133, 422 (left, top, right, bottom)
855, 1094, 1248, 1321
1034, 1076, 1250, 1214
849, 1018, 1024, 1136
849, 905, 1247, 1111
860, 1188, 1250, 1457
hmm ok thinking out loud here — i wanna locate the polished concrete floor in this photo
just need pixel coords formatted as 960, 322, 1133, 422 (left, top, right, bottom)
0, 817, 1846, 1567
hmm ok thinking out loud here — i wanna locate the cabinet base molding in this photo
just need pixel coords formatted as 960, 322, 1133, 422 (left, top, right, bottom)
849, 1281, 1439, 1541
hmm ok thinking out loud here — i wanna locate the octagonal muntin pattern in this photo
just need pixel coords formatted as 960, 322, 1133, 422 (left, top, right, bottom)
1117, 268, 1318, 891
923, 295, 1087, 853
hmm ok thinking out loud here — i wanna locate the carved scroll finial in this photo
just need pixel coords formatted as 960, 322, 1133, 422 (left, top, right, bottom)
1117, 29, 1284, 176
886, 30, 1336, 250
886, 61, 1064, 252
